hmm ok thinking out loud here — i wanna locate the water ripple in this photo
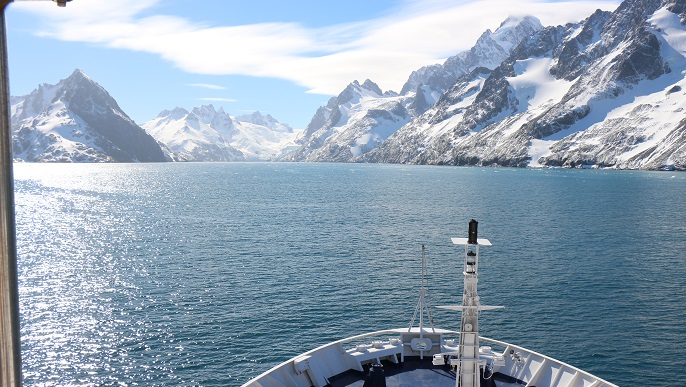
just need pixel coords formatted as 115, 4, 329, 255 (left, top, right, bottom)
12, 163, 686, 386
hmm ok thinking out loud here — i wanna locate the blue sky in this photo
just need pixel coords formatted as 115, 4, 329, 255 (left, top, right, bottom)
6, 0, 619, 128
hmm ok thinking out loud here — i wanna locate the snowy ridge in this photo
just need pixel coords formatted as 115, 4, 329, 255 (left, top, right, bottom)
142, 105, 297, 161
540, 5, 686, 170
13, 99, 114, 162
401, 16, 544, 96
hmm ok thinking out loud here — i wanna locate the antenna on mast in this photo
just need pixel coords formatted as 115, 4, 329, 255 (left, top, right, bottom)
408, 244, 435, 334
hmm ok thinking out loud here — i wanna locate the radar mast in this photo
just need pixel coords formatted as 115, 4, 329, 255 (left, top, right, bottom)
439, 220, 502, 387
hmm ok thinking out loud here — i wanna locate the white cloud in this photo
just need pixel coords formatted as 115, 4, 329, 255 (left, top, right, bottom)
187, 83, 227, 90
11, 0, 620, 95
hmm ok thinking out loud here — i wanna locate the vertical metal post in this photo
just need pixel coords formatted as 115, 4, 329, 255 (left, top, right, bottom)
0, 1, 22, 385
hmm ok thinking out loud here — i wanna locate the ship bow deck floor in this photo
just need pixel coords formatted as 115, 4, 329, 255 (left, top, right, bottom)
328, 357, 525, 387
328, 357, 456, 387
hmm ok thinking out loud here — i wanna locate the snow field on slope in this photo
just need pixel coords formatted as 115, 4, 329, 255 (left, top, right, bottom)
508, 58, 573, 113
649, 7, 686, 60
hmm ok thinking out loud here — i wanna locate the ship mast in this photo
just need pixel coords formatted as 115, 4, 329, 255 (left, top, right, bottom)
456, 220, 485, 387
439, 220, 501, 387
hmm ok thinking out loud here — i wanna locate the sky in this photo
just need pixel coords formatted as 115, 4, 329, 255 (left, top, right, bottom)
6, 0, 620, 129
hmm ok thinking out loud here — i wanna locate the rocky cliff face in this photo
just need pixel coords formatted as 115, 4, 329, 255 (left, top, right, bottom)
12, 69, 168, 162
367, 0, 686, 170
539, 0, 686, 170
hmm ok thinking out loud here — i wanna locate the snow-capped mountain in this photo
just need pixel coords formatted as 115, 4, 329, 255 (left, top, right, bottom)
279, 16, 543, 163
281, 16, 543, 161
11, 69, 167, 162
279, 79, 412, 162
142, 106, 297, 161
539, 3, 686, 170
12, 0, 686, 170
400, 16, 544, 100
367, 0, 686, 170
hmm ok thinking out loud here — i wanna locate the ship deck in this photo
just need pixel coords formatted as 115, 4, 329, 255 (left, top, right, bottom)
327, 356, 525, 387
243, 330, 618, 387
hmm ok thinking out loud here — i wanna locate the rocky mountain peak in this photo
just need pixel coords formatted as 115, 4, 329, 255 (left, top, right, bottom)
65, 68, 91, 83
12, 69, 167, 162
237, 111, 270, 125
400, 15, 544, 96
191, 104, 218, 121
335, 79, 384, 106
361, 79, 383, 95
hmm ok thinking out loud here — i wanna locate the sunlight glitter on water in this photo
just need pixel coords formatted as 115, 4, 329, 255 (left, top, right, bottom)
12, 163, 686, 386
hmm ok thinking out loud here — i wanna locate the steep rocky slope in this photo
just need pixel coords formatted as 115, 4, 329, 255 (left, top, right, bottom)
12, 69, 167, 162
368, 0, 686, 170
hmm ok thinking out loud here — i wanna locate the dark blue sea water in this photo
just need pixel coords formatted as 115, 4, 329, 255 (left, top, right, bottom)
12, 163, 686, 386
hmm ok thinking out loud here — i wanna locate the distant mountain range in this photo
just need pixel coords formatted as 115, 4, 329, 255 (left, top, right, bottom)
10, 70, 297, 162
284, 0, 686, 170
10, 0, 686, 170
141, 106, 296, 162
280, 15, 544, 163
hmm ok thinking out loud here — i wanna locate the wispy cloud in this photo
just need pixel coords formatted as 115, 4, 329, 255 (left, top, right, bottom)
12, 0, 620, 95
187, 83, 226, 90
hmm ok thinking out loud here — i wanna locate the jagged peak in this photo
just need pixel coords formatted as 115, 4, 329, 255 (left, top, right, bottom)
335, 79, 383, 105
191, 104, 218, 120
497, 15, 542, 31
60, 69, 102, 93
67, 68, 91, 82
361, 79, 383, 95
159, 107, 189, 120
237, 111, 278, 125
335, 81, 361, 104
478, 14, 543, 45
69, 68, 90, 79
478, 29, 494, 40
346, 80, 362, 90
59, 69, 102, 93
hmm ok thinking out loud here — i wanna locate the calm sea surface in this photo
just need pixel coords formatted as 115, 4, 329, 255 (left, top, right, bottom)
12, 162, 686, 386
